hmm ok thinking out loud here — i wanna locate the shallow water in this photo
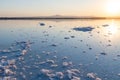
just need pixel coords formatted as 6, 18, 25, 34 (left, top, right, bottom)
0, 19, 120, 80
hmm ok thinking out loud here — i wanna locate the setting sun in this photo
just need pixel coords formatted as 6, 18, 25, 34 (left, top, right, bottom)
106, 0, 120, 16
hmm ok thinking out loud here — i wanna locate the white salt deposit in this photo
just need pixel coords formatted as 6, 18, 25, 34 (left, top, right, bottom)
51, 64, 58, 68
62, 56, 68, 60
118, 73, 120, 76
5, 69, 14, 75
87, 73, 96, 79
96, 77, 102, 80
8, 59, 16, 65
21, 50, 27, 55
46, 59, 55, 64
63, 62, 69, 67
40, 69, 52, 74
71, 76, 81, 80
56, 72, 64, 79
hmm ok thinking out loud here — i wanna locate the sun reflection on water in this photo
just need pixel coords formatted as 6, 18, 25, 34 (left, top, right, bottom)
106, 20, 118, 35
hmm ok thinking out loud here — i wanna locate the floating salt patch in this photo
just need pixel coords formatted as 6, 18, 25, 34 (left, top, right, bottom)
67, 69, 79, 75
71, 76, 81, 80
3, 77, 11, 80
40, 23, 45, 26
118, 73, 120, 76
39, 61, 46, 65
46, 52, 51, 55
46, 59, 55, 64
40, 69, 55, 78
36, 55, 40, 59
49, 26, 52, 28
29, 72, 32, 75
67, 70, 73, 79
70, 69, 80, 73
87, 73, 96, 79
95, 56, 99, 60
66, 69, 80, 79
107, 44, 112, 46
21, 50, 27, 55
4, 77, 17, 80
89, 47, 92, 50
3, 77, 17, 80
96, 77, 102, 80
64, 37, 70, 39
71, 36, 75, 38
42, 51, 46, 54
22, 67, 26, 71
5, 69, 14, 75
62, 56, 68, 60
13, 65, 17, 69
1, 56, 7, 59
22, 75, 26, 79
55, 72, 64, 79
51, 44, 57, 47
108, 40, 111, 42
68, 61, 73, 65
51, 64, 58, 68
47, 73, 55, 78
102, 24, 109, 27
117, 54, 120, 57
18, 57, 24, 61
53, 56, 57, 58
82, 51, 86, 53
62, 62, 69, 67
2, 49, 11, 53
8, 59, 16, 65
100, 52, 107, 55
1, 59, 7, 64
78, 64, 83, 66
40, 69, 52, 74
73, 27, 94, 32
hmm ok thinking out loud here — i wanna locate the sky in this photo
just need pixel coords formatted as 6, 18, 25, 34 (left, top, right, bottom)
0, 0, 120, 17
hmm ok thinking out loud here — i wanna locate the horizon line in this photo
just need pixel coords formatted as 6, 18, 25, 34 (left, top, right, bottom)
0, 16, 120, 20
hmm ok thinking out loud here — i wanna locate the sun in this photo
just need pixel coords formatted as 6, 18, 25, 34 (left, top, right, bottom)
106, 0, 120, 16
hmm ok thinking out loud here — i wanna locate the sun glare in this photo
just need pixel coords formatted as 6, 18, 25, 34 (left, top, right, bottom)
106, 21, 118, 34
106, 0, 120, 16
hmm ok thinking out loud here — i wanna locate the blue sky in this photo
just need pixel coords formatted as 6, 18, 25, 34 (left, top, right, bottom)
0, 0, 120, 17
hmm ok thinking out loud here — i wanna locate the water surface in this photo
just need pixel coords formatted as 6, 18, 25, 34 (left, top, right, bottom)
0, 19, 120, 80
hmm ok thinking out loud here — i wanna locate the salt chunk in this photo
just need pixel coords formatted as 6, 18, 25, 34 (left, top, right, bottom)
46, 60, 55, 64
56, 72, 64, 79
96, 77, 102, 80
72, 76, 81, 80
87, 73, 96, 79
63, 62, 69, 67
21, 50, 27, 55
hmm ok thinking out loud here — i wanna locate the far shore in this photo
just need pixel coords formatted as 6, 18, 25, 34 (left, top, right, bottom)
0, 17, 120, 20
